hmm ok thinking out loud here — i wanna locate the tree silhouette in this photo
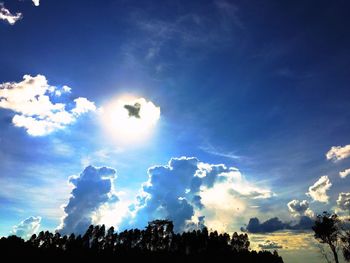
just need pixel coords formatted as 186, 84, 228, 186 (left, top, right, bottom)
0, 219, 284, 262
312, 212, 341, 263
341, 231, 350, 261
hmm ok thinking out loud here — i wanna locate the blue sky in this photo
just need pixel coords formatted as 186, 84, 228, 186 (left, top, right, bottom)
1, 0, 350, 262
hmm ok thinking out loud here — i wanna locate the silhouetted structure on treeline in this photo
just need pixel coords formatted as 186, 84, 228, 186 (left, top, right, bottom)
0, 219, 283, 262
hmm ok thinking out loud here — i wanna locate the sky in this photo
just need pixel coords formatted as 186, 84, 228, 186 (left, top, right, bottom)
1, 0, 350, 262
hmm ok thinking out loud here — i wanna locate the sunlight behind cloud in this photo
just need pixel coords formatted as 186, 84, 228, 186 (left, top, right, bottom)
101, 95, 160, 145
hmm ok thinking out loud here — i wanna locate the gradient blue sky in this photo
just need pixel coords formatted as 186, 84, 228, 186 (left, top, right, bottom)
1, 1, 350, 262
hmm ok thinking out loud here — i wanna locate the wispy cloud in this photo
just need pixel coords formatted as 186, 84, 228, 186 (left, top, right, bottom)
121, 3, 244, 76
214, 0, 244, 29
0, 173, 71, 220
199, 143, 241, 160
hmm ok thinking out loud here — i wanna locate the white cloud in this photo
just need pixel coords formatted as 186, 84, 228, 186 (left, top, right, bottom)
337, 192, 350, 212
0, 74, 96, 136
91, 190, 134, 231
340, 168, 350, 179
32, 0, 40, 7
326, 144, 350, 161
306, 175, 332, 203
0, 3, 22, 25
71, 97, 96, 115
287, 199, 314, 218
12, 216, 41, 239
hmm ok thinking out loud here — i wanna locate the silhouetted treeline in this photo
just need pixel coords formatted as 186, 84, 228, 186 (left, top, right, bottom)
0, 220, 283, 262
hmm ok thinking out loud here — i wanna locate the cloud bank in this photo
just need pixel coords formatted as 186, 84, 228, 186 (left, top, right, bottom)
306, 175, 332, 203
57, 157, 274, 234
128, 157, 273, 232
0, 3, 22, 25
0, 74, 96, 136
58, 166, 118, 235
12, 216, 41, 239
326, 144, 350, 161
243, 216, 314, 233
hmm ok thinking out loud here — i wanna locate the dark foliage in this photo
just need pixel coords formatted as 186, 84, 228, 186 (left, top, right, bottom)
0, 219, 283, 262
312, 211, 349, 263
342, 231, 350, 261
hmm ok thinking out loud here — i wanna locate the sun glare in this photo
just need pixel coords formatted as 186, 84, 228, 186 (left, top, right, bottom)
101, 95, 160, 144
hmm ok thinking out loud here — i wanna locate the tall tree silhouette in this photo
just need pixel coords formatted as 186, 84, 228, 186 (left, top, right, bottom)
0, 219, 284, 262
312, 212, 341, 263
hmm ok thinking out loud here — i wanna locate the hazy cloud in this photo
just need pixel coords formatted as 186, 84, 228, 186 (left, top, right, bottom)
58, 166, 118, 235
0, 74, 96, 136
214, 0, 243, 29
326, 144, 350, 161
0, 3, 22, 25
259, 240, 283, 250
12, 216, 41, 239
340, 168, 350, 179
291, 216, 314, 230
306, 175, 332, 203
287, 200, 314, 218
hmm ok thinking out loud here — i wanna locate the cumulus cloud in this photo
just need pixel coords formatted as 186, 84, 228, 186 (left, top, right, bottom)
287, 200, 314, 218
306, 175, 332, 203
340, 168, 350, 179
32, 0, 40, 7
242, 216, 314, 233
12, 216, 41, 239
71, 97, 96, 115
259, 240, 283, 250
58, 166, 118, 235
337, 192, 350, 212
0, 3, 22, 25
326, 144, 350, 161
129, 157, 273, 232
0, 74, 96, 136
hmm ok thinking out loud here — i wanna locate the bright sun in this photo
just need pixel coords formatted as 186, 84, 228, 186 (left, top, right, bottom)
101, 95, 160, 144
